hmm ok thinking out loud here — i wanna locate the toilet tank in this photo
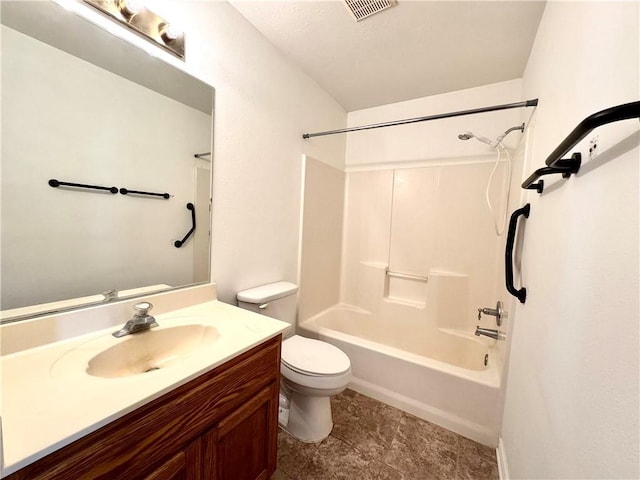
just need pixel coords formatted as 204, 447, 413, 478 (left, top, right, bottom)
236, 281, 298, 335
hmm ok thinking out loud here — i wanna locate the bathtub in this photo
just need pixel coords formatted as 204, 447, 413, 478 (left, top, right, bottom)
298, 304, 502, 446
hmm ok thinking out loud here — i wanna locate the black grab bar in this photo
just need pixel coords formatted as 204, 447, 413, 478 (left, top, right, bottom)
505, 204, 530, 304
49, 179, 118, 194
119, 188, 171, 199
522, 101, 640, 192
174, 203, 195, 248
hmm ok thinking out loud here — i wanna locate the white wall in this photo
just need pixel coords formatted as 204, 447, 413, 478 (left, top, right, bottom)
1, 26, 211, 309
500, 2, 639, 479
140, 1, 347, 305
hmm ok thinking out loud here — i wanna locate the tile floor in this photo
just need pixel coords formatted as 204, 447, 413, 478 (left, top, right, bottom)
271, 389, 498, 480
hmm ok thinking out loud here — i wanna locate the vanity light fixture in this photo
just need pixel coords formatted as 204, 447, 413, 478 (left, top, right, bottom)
82, 0, 185, 59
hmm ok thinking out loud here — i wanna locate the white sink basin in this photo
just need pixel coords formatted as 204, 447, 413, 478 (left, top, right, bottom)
86, 324, 219, 378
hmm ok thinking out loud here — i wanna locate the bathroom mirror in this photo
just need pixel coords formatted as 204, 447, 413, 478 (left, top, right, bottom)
1, 1, 214, 323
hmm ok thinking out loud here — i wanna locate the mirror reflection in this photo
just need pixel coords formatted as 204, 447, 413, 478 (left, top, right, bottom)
1, 1, 214, 322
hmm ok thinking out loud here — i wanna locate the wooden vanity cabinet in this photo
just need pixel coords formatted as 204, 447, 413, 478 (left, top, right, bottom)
6, 336, 281, 480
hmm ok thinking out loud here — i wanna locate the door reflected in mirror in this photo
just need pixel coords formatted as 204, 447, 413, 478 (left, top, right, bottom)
1, 1, 214, 322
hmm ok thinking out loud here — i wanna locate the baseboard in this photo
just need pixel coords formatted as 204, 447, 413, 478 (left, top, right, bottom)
496, 437, 510, 480
348, 377, 498, 447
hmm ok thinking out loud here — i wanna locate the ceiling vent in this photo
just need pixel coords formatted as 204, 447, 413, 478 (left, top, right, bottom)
344, 0, 397, 22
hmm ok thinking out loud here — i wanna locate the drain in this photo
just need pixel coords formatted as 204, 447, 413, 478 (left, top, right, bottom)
484, 354, 488, 366
144, 366, 160, 373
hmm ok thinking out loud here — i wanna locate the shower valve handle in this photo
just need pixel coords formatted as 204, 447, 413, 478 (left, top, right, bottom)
477, 301, 504, 326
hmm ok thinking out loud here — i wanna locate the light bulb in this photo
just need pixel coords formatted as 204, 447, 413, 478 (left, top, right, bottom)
118, 0, 144, 17
159, 22, 182, 42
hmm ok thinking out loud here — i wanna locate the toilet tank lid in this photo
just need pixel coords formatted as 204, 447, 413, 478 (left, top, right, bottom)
236, 281, 298, 303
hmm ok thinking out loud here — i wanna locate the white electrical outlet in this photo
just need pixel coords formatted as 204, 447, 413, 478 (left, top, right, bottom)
589, 135, 599, 159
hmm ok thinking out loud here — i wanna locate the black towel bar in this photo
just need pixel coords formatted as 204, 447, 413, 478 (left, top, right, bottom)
522, 101, 640, 192
522, 154, 582, 193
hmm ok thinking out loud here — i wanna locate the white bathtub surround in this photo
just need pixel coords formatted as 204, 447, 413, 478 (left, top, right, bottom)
299, 305, 501, 446
293, 85, 524, 448
341, 162, 508, 332
298, 156, 345, 321
339, 78, 528, 370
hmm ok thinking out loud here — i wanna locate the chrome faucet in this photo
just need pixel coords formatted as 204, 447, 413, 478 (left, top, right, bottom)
477, 301, 504, 326
474, 326, 505, 341
102, 289, 118, 302
112, 302, 158, 338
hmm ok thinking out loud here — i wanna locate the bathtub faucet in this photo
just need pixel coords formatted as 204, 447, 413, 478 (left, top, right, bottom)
477, 301, 503, 326
474, 326, 505, 341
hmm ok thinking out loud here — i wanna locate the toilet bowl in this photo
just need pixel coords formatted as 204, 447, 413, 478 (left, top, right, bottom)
237, 282, 351, 442
280, 334, 351, 442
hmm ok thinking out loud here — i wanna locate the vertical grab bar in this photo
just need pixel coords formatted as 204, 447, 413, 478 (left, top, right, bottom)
505, 204, 530, 304
174, 203, 196, 248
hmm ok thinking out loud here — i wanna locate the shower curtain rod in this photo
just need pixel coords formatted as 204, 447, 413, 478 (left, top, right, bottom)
302, 99, 539, 139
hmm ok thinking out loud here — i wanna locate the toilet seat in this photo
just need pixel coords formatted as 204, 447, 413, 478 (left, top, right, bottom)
281, 335, 350, 376
280, 335, 351, 391
281, 361, 351, 391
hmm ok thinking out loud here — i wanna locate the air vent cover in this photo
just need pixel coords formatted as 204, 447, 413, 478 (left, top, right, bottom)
344, 0, 397, 22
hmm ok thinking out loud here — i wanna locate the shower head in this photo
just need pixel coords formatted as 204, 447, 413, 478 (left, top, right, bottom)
457, 131, 494, 146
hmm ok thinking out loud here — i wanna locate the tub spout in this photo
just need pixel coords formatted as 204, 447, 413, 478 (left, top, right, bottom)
474, 326, 505, 341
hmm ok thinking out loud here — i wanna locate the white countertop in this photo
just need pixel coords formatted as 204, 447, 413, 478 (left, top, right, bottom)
0, 300, 288, 476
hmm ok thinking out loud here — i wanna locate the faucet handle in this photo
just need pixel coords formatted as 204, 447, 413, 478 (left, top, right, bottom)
477, 301, 503, 326
133, 302, 153, 316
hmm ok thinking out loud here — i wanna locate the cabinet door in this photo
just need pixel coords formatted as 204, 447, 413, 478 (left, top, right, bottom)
144, 439, 201, 480
213, 384, 278, 480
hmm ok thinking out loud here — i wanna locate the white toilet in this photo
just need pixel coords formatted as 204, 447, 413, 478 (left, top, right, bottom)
237, 281, 351, 443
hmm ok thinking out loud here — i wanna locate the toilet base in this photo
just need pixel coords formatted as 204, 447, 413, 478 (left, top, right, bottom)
285, 392, 333, 443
